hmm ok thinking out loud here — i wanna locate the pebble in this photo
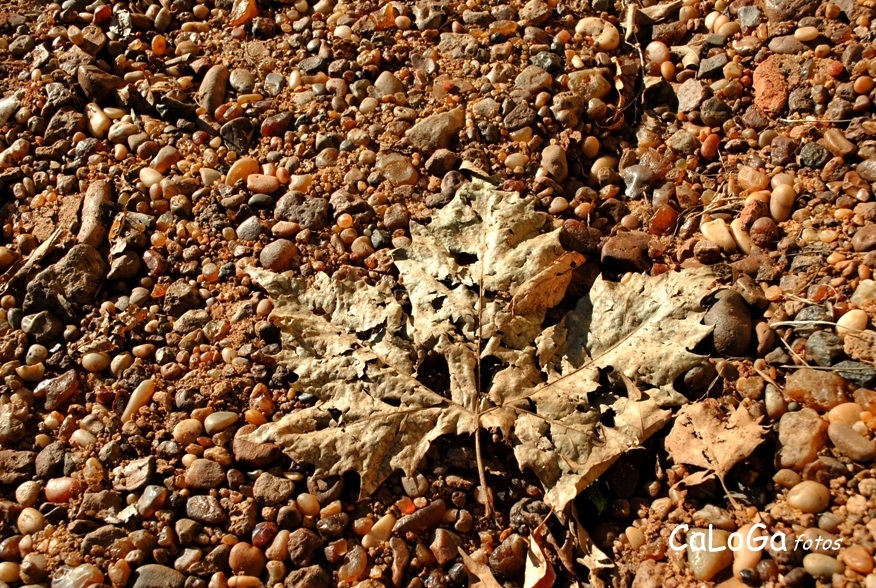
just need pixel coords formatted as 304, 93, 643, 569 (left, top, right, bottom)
787, 480, 831, 513
778, 408, 828, 469
185, 458, 225, 489
204, 411, 239, 434
82, 352, 110, 372
687, 528, 733, 581
784, 368, 850, 412
841, 545, 874, 574
837, 309, 869, 338
541, 145, 568, 182
17, 507, 44, 534
247, 174, 280, 194
406, 107, 465, 152
229, 542, 266, 577
704, 290, 752, 356
803, 553, 844, 580
174, 418, 203, 444
828, 422, 876, 462
260, 239, 299, 271
121, 378, 156, 422
226, 157, 260, 186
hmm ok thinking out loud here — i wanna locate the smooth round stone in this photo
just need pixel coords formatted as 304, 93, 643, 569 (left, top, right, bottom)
773, 468, 802, 488
855, 76, 875, 94
82, 352, 111, 372
625, 526, 646, 550
794, 26, 819, 42
25, 344, 48, 365
787, 480, 831, 513
45, 477, 84, 503
364, 512, 396, 545
827, 402, 863, 426
139, 167, 163, 188
17, 507, 44, 534
226, 157, 260, 185
16, 362, 44, 382
841, 545, 874, 574
732, 524, 763, 578
803, 553, 844, 580
769, 184, 796, 222
687, 528, 733, 581
173, 418, 203, 445
296, 493, 320, 516
0, 246, 16, 270
350, 236, 374, 257
204, 411, 239, 434
837, 309, 868, 339
15, 481, 41, 507
504, 153, 529, 168
260, 239, 298, 271
111, 353, 135, 377
701, 218, 737, 251
0, 562, 20, 583
229, 542, 266, 577
246, 173, 280, 194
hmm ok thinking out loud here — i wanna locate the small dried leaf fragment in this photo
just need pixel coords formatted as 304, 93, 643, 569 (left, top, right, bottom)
511, 252, 586, 315
524, 521, 557, 588
665, 399, 767, 484
458, 548, 503, 588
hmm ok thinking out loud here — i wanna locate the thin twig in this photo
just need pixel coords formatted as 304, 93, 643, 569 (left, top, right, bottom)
474, 192, 494, 520
776, 117, 857, 124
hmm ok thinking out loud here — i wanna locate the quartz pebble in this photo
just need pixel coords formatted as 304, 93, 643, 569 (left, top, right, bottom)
204, 411, 239, 434
787, 481, 831, 513
803, 553, 844, 580
687, 528, 733, 581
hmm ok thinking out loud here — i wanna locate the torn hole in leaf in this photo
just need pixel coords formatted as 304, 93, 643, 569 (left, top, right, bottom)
599, 408, 616, 428
416, 352, 451, 396
479, 355, 506, 392
431, 296, 446, 311
356, 327, 376, 341
453, 251, 478, 266
382, 396, 402, 408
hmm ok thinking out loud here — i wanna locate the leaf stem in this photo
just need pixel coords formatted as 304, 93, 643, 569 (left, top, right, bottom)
474, 427, 494, 518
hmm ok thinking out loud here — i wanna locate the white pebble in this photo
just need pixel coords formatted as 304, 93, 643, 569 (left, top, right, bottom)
121, 378, 156, 422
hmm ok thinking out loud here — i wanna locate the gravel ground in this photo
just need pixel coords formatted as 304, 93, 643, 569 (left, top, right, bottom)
1, 0, 876, 586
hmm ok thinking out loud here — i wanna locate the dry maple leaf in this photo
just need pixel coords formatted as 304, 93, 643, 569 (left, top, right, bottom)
243, 179, 719, 511
664, 399, 768, 496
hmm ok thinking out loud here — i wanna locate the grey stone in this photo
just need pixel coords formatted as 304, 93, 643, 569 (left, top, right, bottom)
132, 564, 185, 588
236, 216, 265, 241
229, 68, 255, 93
833, 360, 876, 387
274, 192, 329, 230
805, 331, 845, 367
800, 142, 831, 168
197, 65, 229, 115
676, 78, 711, 113
704, 289, 752, 356
698, 52, 729, 79
24, 244, 106, 319
164, 281, 201, 317
21, 310, 64, 344
406, 107, 465, 152
0, 450, 35, 485
699, 97, 732, 127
